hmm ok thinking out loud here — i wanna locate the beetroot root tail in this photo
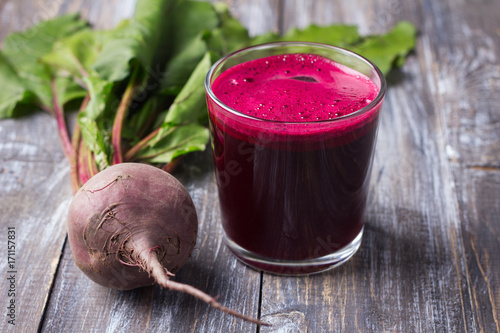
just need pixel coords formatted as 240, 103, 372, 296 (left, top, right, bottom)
146, 253, 270, 326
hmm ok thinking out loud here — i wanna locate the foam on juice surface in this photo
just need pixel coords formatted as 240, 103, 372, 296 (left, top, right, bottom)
212, 53, 379, 122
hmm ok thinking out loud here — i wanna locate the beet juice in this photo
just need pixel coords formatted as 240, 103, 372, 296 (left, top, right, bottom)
205, 43, 385, 274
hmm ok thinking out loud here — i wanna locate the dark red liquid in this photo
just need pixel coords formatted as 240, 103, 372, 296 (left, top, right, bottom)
207, 53, 382, 273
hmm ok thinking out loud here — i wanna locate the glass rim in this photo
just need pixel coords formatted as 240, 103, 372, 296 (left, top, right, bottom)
205, 41, 387, 125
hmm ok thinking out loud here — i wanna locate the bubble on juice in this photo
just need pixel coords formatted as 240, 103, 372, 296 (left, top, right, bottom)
291, 76, 318, 83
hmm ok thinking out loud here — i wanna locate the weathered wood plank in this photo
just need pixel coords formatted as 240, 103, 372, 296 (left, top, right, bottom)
0, 113, 71, 332
420, 0, 500, 330
452, 167, 500, 332
229, 0, 281, 36
281, 0, 375, 33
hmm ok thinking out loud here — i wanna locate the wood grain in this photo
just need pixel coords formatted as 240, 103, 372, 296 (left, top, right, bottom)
230, 0, 281, 36
421, 0, 500, 330
0, 113, 71, 333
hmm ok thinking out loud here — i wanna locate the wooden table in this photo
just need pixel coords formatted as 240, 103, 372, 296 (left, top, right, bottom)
1, 0, 499, 332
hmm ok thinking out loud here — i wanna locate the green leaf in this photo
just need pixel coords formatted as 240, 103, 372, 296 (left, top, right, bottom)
352, 21, 417, 74
282, 24, 361, 47
160, 0, 219, 95
40, 28, 107, 80
56, 76, 88, 105
248, 24, 361, 47
83, 73, 116, 119
168, 0, 219, 52
40, 25, 124, 168
92, 0, 178, 82
135, 122, 209, 163
136, 52, 212, 164
1, 13, 88, 110
162, 52, 212, 127
160, 36, 208, 95
2, 13, 88, 69
248, 31, 281, 46
77, 73, 116, 168
127, 95, 165, 140
78, 115, 112, 170
205, 2, 250, 56
0, 53, 34, 118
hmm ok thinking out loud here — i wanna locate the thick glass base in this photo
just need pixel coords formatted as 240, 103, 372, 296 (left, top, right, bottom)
224, 227, 364, 275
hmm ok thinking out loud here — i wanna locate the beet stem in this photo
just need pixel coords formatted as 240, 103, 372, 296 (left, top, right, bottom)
144, 252, 270, 326
162, 155, 185, 174
111, 67, 140, 165
50, 78, 74, 161
77, 140, 94, 185
70, 94, 90, 193
70, 123, 82, 193
124, 127, 160, 162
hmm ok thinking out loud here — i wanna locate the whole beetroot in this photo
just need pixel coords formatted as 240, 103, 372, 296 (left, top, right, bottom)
67, 163, 266, 326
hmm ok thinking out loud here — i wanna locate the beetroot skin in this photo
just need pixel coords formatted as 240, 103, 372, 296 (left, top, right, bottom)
67, 163, 198, 290
67, 163, 267, 326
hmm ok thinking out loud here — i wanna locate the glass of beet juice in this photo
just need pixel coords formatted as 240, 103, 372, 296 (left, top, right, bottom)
204, 42, 386, 274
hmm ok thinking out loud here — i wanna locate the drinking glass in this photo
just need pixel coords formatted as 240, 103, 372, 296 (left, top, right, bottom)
204, 42, 386, 274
